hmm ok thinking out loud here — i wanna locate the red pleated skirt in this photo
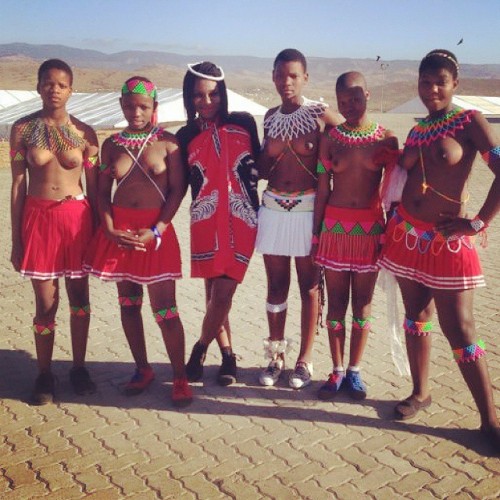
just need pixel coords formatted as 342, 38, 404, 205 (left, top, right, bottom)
378, 205, 485, 289
21, 196, 93, 279
84, 206, 182, 284
315, 206, 384, 273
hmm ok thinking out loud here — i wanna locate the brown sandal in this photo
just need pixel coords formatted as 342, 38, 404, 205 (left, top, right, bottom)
394, 395, 432, 420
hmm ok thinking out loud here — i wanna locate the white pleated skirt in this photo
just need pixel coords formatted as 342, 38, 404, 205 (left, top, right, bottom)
255, 191, 315, 257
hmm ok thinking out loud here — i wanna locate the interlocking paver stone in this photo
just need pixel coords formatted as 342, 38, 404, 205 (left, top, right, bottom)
1, 117, 499, 499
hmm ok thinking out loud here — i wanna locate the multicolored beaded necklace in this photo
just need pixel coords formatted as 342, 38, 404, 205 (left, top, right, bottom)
111, 126, 163, 149
328, 121, 385, 147
405, 107, 475, 147
21, 115, 85, 152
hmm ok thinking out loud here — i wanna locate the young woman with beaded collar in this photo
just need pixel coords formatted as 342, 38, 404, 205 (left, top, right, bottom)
313, 71, 399, 401
10, 59, 99, 405
176, 61, 260, 386
84, 76, 192, 407
256, 48, 343, 389
378, 50, 500, 449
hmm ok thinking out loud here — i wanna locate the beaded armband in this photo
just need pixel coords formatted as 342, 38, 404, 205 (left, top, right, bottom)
83, 154, 99, 170
481, 146, 500, 172
10, 149, 26, 162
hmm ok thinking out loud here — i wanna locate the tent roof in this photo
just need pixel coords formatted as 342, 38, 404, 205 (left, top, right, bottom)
0, 88, 268, 138
390, 95, 500, 116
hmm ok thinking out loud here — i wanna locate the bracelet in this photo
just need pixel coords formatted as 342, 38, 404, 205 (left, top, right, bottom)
312, 234, 319, 245
469, 216, 487, 233
151, 225, 162, 250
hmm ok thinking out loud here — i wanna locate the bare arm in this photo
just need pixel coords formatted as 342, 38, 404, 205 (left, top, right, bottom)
83, 125, 99, 224
311, 133, 331, 255
10, 124, 27, 271
436, 113, 500, 236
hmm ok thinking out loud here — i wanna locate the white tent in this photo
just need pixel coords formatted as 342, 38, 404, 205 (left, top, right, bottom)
0, 90, 39, 110
0, 88, 268, 138
390, 95, 500, 117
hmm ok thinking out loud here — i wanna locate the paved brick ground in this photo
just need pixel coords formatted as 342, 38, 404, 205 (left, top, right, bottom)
0, 117, 499, 499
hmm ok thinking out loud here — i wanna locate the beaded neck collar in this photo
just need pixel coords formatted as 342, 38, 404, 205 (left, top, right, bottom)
264, 97, 327, 141
405, 107, 475, 147
111, 126, 162, 149
328, 121, 385, 147
21, 115, 85, 152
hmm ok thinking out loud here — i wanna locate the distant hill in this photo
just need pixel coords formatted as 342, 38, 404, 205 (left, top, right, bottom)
1, 43, 499, 112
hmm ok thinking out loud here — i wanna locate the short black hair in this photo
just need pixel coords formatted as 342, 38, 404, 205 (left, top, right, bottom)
37, 59, 73, 86
419, 49, 459, 79
273, 48, 307, 72
182, 61, 228, 123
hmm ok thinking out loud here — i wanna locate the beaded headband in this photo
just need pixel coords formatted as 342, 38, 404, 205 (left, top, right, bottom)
187, 62, 225, 81
422, 52, 459, 72
121, 78, 158, 100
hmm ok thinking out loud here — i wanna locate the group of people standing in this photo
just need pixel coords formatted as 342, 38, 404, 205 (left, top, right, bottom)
9, 48, 499, 449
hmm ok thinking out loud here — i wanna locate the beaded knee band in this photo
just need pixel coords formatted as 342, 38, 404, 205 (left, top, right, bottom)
404, 317, 433, 336
154, 306, 179, 323
33, 321, 55, 336
326, 319, 345, 334
352, 317, 373, 331
453, 340, 486, 364
70, 304, 91, 317
266, 301, 287, 313
119, 295, 143, 307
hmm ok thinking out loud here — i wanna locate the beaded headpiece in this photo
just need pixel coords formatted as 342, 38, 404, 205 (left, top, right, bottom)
422, 51, 459, 73
187, 62, 225, 81
121, 78, 157, 100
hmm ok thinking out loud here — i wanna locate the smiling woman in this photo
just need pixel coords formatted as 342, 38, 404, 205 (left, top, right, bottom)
176, 61, 260, 387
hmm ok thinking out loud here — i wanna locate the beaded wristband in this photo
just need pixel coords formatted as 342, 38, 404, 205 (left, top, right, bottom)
151, 225, 162, 250
470, 216, 487, 233
312, 234, 319, 245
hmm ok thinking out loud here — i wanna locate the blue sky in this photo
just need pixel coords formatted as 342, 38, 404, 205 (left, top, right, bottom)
1, 0, 499, 64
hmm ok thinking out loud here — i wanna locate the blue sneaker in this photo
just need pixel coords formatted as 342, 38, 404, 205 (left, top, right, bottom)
317, 371, 345, 400
345, 370, 367, 400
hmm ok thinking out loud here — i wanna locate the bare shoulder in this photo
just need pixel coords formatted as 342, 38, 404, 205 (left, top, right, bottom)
160, 128, 181, 153
70, 115, 98, 144
323, 107, 344, 127
264, 106, 280, 120
382, 128, 399, 148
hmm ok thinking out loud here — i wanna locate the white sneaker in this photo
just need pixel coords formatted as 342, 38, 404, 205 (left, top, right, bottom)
259, 359, 284, 386
289, 361, 313, 389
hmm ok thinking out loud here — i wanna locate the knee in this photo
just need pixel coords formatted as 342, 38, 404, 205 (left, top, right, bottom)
299, 283, 318, 302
